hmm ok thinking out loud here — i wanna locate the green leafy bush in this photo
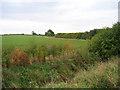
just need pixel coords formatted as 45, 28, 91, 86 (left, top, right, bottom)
89, 22, 120, 60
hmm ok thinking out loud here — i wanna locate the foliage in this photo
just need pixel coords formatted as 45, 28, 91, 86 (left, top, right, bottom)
2, 57, 80, 88
45, 29, 55, 36
55, 29, 103, 40
3, 45, 98, 88
89, 22, 120, 59
11, 49, 29, 66
44, 57, 119, 88
32, 31, 37, 35
3, 56, 118, 88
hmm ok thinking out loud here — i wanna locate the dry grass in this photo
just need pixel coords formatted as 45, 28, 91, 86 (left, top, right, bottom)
44, 57, 119, 88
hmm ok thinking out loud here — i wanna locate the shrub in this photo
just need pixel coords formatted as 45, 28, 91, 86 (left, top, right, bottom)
11, 49, 29, 66
89, 22, 120, 60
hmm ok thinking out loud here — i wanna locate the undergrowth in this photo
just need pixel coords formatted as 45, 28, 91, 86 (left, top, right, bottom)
44, 57, 119, 88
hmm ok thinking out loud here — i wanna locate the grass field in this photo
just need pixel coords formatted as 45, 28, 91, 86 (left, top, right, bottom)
2, 35, 88, 48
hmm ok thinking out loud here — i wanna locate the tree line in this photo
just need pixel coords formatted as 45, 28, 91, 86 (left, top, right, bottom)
32, 29, 55, 36
55, 28, 110, 40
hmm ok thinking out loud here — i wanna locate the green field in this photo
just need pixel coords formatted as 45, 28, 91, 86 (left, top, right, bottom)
2, 35, 88, 48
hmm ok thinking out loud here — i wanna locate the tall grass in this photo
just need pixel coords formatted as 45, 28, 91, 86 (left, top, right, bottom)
2, 41, 83, 67
2, 44, 99, 88
44, 57, 119, 88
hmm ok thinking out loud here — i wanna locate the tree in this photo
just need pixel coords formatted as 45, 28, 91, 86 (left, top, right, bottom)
32, 31, 37, 35
89, 22, 120, 60
45, 29, 55, 36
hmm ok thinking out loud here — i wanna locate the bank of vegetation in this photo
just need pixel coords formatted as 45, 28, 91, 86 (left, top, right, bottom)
2, 22, 120, 88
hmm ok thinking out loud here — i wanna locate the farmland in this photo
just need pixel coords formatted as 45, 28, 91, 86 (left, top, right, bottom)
2, 22, 120, 88
2, 35, 88, 48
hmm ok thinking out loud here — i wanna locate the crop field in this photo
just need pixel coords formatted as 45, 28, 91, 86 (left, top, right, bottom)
2, 35, 88, 48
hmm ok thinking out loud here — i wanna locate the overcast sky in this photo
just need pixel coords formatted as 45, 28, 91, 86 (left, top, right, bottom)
0, 0, 119, 34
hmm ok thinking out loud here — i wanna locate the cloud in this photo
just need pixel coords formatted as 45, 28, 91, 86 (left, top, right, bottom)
1, 0, 118, 34
3, 0, 53, 3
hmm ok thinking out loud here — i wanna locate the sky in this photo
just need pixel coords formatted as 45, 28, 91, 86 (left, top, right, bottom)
0, 0, 119, 34
119, 1, 120, 22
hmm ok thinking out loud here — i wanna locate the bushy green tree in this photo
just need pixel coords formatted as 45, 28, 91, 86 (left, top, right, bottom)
45, 29, 55, 36
32, 31, 37, 35
89, 22, 120, 60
